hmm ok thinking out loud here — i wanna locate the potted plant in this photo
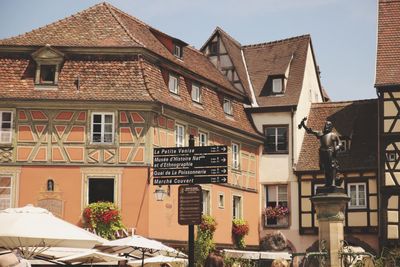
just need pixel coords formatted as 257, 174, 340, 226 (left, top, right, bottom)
264, 205, 289, 226
232, 218, 249, 249
82, 201, 124, 240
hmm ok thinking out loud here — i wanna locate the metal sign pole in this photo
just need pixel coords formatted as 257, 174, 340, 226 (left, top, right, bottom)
188, 135, 195, 267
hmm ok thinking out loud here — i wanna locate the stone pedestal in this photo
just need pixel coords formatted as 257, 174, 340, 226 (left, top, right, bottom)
311, 191, 350, 267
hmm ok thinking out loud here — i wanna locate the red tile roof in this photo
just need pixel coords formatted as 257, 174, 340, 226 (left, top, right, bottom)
296, 99, 378, 172
0, 3, 240, 96
243, 35, 311, 107
376, 0, 400, 86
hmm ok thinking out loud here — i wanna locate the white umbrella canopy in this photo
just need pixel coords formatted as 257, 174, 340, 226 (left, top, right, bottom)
101, 236, 186, 257
57, 249, 126, 264
0, 205, 106, 259
128, 255, 188, 267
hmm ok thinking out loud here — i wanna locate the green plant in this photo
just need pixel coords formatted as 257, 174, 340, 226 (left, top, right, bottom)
224, 256, 256, 267
232, 218, 249, 249
82, 201, 124, 240
195, 215, 217, 267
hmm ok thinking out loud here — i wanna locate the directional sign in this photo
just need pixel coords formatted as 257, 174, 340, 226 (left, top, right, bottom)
154, 176, 228, 185
153, 154, 227, 169
178, 185, 202, 225
154, 145, 227, 156
153, 167, 227, 177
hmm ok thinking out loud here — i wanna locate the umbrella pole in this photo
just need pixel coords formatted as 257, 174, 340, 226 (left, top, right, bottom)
141, 251, 145, 267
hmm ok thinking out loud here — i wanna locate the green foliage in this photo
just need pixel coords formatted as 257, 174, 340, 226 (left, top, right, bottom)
374, 247, 400, 267
195, 215, 217, 267
224, 256, 256, 267
232, 218, 249, 249
82, 201, 124, 240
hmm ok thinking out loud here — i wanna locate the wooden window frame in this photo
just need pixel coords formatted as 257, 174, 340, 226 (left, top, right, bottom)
0, 111, 13, 144
272, 78, 284, 94
218, 192, 225, 209
264, 184, 289, 228
232, 142, 240, 170
223, 98, 233, 116
232, 194, 243, 220
198, 131, 208, 146
0, 176, 12, 210
168, 73, 179, 95
263, 125, 289, 154
202, 189, 211, 216
173, 44, 182, 58
90, 112, 115, 144
175, 124, 185, 147
347, 182, 367, 209
191, 83, 202, 103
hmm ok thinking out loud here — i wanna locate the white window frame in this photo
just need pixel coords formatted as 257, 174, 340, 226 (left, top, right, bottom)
191, 83, 201, 103
0, 111, 13, 144
272, 78, 283, 93
175, 124, 185, 147
202, 189, 211, 216
232, 143, 240, 170
0, 176, 12, 210
91, 112, 115, 144
218, 192, 225, 209
264, 184, 289, 227
173, 44, 182, 58
232, 195, 242, 220
223, 98, 233, 115
198, 131, 208, 146
387, 151, 397, 162
347, 183, 367, 209
168, 74, 179, 94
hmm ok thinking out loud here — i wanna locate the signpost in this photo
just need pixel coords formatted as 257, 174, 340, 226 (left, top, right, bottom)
153, 136, 228, 267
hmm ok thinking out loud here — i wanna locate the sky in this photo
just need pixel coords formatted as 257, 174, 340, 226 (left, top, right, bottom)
0, 0, 377, 102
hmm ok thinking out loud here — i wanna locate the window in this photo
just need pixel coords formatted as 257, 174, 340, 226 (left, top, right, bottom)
209, 42, 218, 55
265, 185, 289, 227
264, 126, 288, 153
218, 193, 225, 209
348, 183, 367, 209
223, 98, 233, 115
202, 189, 211, 215
191, 83, 201, 103
0, 111, 12, 144
168, 74, 179, 94
272, 78, 283, 93
47, 179, 54, 192
175, 124, 185, 147
387, 151, 397, 162
232, 143, 240, 170
173, 44, 182, 58
88, 178, 114, 204
233, 195, 242, 219
91, 113, 114, 144
199, 132, 208, 146
40, 65, 57, 84
0, 176, 12, 210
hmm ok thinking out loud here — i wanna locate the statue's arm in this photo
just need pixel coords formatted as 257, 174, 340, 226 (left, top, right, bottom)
334, 135, 343, 151
298, 117, 320, 137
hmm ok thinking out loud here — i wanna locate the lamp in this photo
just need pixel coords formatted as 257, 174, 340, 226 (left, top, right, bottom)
154, 186, 167, 201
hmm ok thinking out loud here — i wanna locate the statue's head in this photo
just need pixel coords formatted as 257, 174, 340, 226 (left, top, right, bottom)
323, 121, 333, 133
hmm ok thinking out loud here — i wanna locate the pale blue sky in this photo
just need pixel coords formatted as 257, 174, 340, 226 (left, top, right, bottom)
0, 0, 377, 101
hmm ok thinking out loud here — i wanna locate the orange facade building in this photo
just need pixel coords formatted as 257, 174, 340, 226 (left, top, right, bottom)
0, 3, 263, 247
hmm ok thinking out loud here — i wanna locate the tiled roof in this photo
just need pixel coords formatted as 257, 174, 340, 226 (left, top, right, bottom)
243, 35, 311, 107
0, 3, 240, 96
215, 28, 252, 97
296, 99, 378, 172
0, 54, 153, 102
141, 59, 259, 136
376, 0, 400, 86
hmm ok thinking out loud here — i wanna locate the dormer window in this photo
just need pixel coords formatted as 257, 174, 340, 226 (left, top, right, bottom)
272, 78, 283, 94
223, 98, 233, 115
173, 44, 182, 58
168, 73, 179, 95
32, 45, 64, 87
40, 65, 57, 84
191, 83, 201, 103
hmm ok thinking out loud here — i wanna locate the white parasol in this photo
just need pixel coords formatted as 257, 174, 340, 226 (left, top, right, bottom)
57, 249, 126, 265
0, 205, 106, 259
128, 255, 188, 267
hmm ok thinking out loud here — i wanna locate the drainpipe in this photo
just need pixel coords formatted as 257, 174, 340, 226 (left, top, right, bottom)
291, 107, 295, 170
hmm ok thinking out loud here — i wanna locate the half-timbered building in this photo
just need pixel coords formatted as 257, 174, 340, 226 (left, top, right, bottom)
0, 3, 264, 248
375, 0, 400, 248
201, 28, 326, 252
296, 100, 379, 252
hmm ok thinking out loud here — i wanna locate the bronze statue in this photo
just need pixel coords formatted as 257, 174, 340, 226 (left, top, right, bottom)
298, 117, 343, 187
